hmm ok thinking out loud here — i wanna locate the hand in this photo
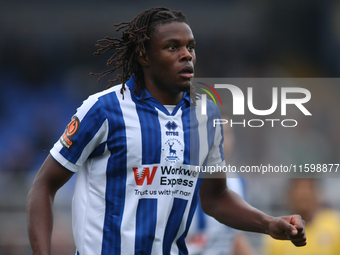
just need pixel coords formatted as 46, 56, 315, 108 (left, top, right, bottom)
267, 214, 306, 247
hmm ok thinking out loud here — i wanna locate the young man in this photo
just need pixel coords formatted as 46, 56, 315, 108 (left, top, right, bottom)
26, 7, 306, 255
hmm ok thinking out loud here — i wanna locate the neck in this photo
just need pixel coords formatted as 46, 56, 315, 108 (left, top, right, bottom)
143, 78, 184, 105
149, 89, 184, 105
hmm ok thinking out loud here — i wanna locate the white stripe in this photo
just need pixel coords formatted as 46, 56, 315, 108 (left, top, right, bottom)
195, 101, 209, 166
152, 198, 173, 255
120, 88, 141, 254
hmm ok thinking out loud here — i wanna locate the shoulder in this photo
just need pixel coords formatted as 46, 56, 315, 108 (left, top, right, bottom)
80, 84, 128, 110
195, 95, 222, 119
70, 84, 126, 123
88, 84, 125, 102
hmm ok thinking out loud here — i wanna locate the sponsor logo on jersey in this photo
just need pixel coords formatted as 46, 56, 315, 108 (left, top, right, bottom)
159, 166, 196, 188
60, 116, 80, 150
165, 121, 179, 136
132, 165, 197, 189
133, 166, 158, 186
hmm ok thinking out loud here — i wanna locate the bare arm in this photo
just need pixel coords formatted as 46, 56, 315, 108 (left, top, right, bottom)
26, 154, 74, 255
199, 177, 306, 247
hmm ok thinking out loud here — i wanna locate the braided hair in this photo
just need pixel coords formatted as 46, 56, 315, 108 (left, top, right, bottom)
91, 7, 195, 102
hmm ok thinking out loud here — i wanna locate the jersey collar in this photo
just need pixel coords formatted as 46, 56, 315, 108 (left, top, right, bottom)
125, 76, 191, 106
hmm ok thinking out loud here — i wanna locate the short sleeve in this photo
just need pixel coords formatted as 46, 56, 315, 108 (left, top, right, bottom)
50, 94, 108, 172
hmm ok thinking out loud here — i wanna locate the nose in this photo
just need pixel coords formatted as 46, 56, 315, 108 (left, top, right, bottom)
180, 47, 193, 62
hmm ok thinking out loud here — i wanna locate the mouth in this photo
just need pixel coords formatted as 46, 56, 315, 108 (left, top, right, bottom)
178, 65, 194, 79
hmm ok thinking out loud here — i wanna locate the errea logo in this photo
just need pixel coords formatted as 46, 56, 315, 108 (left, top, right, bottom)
165, 121, 179, 136
166, 121, 178, 130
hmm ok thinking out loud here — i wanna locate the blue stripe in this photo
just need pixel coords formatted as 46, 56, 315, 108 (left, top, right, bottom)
187, 106, 199, 166
88, 142, 106, 158
132, 96, 162, 164
239, 177, 246, 199
197, 201, 206, 231
135, 199, 157, 254
206, 101, 216, 156
176, 178, 203, 255
60, 100, 106, 163
163, 198, 188, 255
182, 106, 192, 165
100, 92, 127, 255
172, 93, 189, 116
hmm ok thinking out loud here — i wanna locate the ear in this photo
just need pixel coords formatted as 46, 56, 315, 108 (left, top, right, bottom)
138, 51, 149, 67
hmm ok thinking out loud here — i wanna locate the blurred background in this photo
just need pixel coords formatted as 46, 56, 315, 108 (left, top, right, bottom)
1, 0, 340, 254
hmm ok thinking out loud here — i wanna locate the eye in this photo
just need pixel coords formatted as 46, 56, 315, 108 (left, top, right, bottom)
167, 45, 177, 51
187, 45, 195, 52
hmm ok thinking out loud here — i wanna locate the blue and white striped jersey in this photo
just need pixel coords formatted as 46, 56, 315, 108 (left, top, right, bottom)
50, 76, 225, 255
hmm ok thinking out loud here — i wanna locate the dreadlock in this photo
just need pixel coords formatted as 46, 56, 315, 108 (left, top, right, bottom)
90, 7, 197, 103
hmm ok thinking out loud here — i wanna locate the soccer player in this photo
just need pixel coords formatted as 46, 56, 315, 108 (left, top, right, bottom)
26, 7, 306, 255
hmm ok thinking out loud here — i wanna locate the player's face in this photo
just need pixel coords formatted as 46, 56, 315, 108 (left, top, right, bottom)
142, 22, 196, 103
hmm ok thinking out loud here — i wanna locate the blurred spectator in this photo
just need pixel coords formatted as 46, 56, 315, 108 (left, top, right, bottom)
263, 178, 340, 255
